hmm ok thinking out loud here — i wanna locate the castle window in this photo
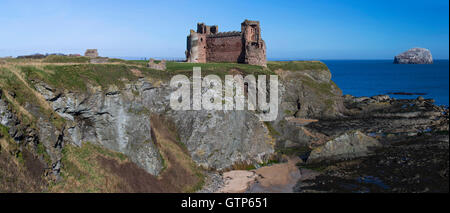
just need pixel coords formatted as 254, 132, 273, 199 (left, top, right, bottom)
211, 27, 217, 34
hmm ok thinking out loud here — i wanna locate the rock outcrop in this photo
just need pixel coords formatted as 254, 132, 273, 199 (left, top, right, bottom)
294, 94, 448, 193
34, 80, 165, 175
25, 62, 346, 174
33, 78, 275, 172
307, 131, 381, 164
394, 48, 433, 64
268, 67, 345, 149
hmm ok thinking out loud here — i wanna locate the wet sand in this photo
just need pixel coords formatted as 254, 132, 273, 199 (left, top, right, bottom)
247, 157, 302, 193
218, 157, 303, 193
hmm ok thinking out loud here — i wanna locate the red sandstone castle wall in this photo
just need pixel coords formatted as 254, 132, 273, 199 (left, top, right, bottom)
197, 34, 207, 63
206, 36, 243, 63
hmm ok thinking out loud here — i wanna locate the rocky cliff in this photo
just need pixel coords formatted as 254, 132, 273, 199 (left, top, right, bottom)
0, 59, 343, 192
295, 95, 448, 192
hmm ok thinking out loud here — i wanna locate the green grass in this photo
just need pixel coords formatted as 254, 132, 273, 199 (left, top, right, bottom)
230, 161, 257, 171
16, 59, 331, 96
0, 124, 10, 139
267, 61, 329, 71
0, 67, 65, 129
258, 158, 280, 167
36, 143, 52, 165
297, 74, 339, 112
80, 141, 127, 161
20, 60, 279, 93
22, 64, 141, 92
42, 55, 90, 63
298, 74, 335, 97
108, 59, 149, 66
0, 124, 24, 164
0, 68, 36, 126
185, 170, 205, 193
165, 61, 274, 78
264, 122, 280, 137
284, 109, 294, 115
1, 57, 38, 64
55, 141, 129, 192
0, 67, 36, 107
229, 158, 280, 171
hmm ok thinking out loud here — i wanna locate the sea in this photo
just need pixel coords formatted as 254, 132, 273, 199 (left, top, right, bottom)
322, 60, 449, 106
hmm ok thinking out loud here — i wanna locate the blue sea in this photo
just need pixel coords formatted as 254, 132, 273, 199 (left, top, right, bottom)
322, 60, 449, 106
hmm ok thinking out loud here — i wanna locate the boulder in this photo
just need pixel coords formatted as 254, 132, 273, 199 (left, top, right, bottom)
394, 48, 433, 64
307, 131, 381, 164
372, 95, 390, 102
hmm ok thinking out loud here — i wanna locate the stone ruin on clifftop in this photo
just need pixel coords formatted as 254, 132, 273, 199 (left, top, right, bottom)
186, 20, 267, 67
147, 58, 166, 71
84, 49, 99, 58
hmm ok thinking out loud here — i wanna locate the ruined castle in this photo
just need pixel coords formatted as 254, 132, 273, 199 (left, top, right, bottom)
186, 20, 267, 67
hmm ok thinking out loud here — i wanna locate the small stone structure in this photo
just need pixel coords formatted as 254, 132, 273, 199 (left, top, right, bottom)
84, 49, 99, 58
186, 20, 267, 67
147, 58, 166, 71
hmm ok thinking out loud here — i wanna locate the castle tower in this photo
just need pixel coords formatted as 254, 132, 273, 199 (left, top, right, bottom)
186, 29, 207, 63
197, 23, 218, 35
241, 20, 267, 67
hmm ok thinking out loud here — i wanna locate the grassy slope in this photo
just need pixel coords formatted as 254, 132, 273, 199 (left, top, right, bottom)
267, 60, 329, 71
14, 59, 329, 92
0, 67, 65, 129
0, 124, 46, 192
50, 115, 204, 192
50, 142, 129, 192
42, 55, 91, 63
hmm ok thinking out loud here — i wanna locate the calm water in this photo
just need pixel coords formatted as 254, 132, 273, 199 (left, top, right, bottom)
322, 60, 449, 106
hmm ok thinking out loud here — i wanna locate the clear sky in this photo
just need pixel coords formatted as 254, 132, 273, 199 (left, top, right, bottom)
0, 0, 448, 59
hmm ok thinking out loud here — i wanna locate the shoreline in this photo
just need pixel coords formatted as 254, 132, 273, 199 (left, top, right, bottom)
199, 94, 449, 193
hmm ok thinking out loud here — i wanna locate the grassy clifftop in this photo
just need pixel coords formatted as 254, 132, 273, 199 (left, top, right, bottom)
267, 60, 329, 71
1, 57, 330, 93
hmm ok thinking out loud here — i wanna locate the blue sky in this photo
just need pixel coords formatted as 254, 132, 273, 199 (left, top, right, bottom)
0, 0, 448, 59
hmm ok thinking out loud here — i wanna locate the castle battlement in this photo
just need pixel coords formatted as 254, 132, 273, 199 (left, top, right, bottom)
206, 31, 241, 38
186, 20, 266, 67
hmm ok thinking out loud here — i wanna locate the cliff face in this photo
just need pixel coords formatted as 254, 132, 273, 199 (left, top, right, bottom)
34, 80, 166, 176
34, 79, 277, 173
394, 48, 433, 64
0, 60, 343, 192
266, 62, 345, 149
